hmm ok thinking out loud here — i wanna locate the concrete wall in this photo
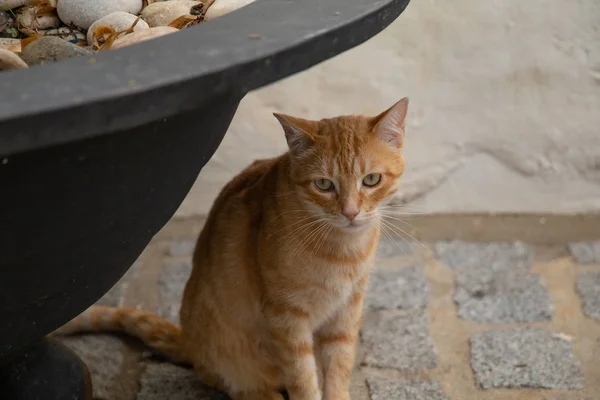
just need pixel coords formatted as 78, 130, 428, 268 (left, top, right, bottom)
175, 0, 600, 217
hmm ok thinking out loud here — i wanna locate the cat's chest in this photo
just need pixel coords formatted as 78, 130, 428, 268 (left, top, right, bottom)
299, 258, 373, 327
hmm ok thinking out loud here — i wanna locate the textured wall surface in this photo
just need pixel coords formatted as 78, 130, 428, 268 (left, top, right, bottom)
176, 0, 600, 217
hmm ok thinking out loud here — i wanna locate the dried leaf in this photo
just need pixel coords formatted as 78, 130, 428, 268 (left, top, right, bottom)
97, 16, 141, 52
35, 4, 57, 16
18, 27, 40, 37
28, 0, 57, 15
92, 24, 116, 48
127, 16, 141, 31
167, 14, 199, 30
20, 34, 41, 49
94, 25, 116, 37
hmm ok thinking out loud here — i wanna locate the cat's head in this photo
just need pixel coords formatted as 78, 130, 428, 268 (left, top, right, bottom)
274, 98, 408, 232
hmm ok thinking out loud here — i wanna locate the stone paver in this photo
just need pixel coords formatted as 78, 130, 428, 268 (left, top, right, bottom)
435, 241, 533, 270
576, 271, 600, 320
470, 328, 583, 389
168, 239, 197, 257
540, 398, 593, 400
365, 266, 429, 311
361, 311, 437, 371
157, 260, 191, 324
367, 377, 450, 400
157, 302, 181, 325
61, 334, 126, 400
96, 261, 141, 307
138, 362, 227, 400
569, 241, 600, 264
455, 268, 552, 323
158, 260, 192, 302
61, 218, 600, 400
376, 238, 415, 258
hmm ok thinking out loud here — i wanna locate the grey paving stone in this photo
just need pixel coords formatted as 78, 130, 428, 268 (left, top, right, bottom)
455, 268, 552, 323
361, 311, 437, 371
96, 282, 127, 307
435, 240, 533, 270
540, 398, 592, 400
376, 238, 415, 258
137, 362, 228, 400
168, 239, 197, 257
157, 302, 181, 325
96, 261, 142, 307
569, 241, 600, 264
365, 266, 429, 311
576, 270, 600, 320
367, 377, 450, 400
470, 328, 583, 390
158, 260, 192, 302
61, 334, 125, 400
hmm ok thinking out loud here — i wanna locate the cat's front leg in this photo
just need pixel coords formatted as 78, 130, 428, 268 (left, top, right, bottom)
266, 304, 322, 400
316, 276, 368, 400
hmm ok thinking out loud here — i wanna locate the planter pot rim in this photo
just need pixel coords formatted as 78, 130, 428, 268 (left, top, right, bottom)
0, 0, 410, 155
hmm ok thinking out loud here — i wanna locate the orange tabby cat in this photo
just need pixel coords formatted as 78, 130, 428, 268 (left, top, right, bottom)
55, 97, 409, 400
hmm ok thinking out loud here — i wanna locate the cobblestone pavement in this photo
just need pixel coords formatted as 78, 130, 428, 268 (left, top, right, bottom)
59, 217, 600, 400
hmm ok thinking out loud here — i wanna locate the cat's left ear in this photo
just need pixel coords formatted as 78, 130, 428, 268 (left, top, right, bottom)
274, 113, 316, 155
372, 97, 409, 148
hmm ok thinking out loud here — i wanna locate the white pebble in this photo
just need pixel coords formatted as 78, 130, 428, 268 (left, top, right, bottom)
204, 0, 257, 21
16, 6, 61, 30
0, 0, 26, 12
87, 11, 149, 46
111, 26, 178, 49
141, 0, 200, 27
57, 0, 143, 30
0, 48, 27, 71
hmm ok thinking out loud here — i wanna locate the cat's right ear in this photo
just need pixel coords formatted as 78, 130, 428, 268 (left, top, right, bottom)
274, 113, 315, 155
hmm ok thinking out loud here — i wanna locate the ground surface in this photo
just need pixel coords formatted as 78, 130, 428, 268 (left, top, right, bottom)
59, 215, 600, 400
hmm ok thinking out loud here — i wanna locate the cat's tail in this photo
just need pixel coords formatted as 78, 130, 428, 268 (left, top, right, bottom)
53, 305, 190, 365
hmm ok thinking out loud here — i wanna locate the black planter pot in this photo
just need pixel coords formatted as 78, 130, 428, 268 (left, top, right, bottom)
0, 0, 410, 397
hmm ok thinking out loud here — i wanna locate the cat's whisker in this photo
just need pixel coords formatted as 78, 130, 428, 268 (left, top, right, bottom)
379, 218, 416, 251
379, 217, 430, 252
289, 220, 329, 259
282, 225, 321, 254
308, 222, 332, 260
379, 214, 423, 223
381, 215, 420, 234
283, 216, 327, 250
380, 211, 420, 225
316, 224, 335, 259
271, 215, 321, 240
379, 222, 407, 255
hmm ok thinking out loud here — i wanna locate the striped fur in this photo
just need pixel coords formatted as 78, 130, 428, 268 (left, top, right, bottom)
55, 98, 409, 400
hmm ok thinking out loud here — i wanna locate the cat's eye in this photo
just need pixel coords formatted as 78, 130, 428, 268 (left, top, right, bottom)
314, 178, 334, 192
362, 173, 382, 187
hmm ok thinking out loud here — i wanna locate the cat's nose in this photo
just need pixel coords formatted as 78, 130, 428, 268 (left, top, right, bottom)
342, 208, 360, 221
